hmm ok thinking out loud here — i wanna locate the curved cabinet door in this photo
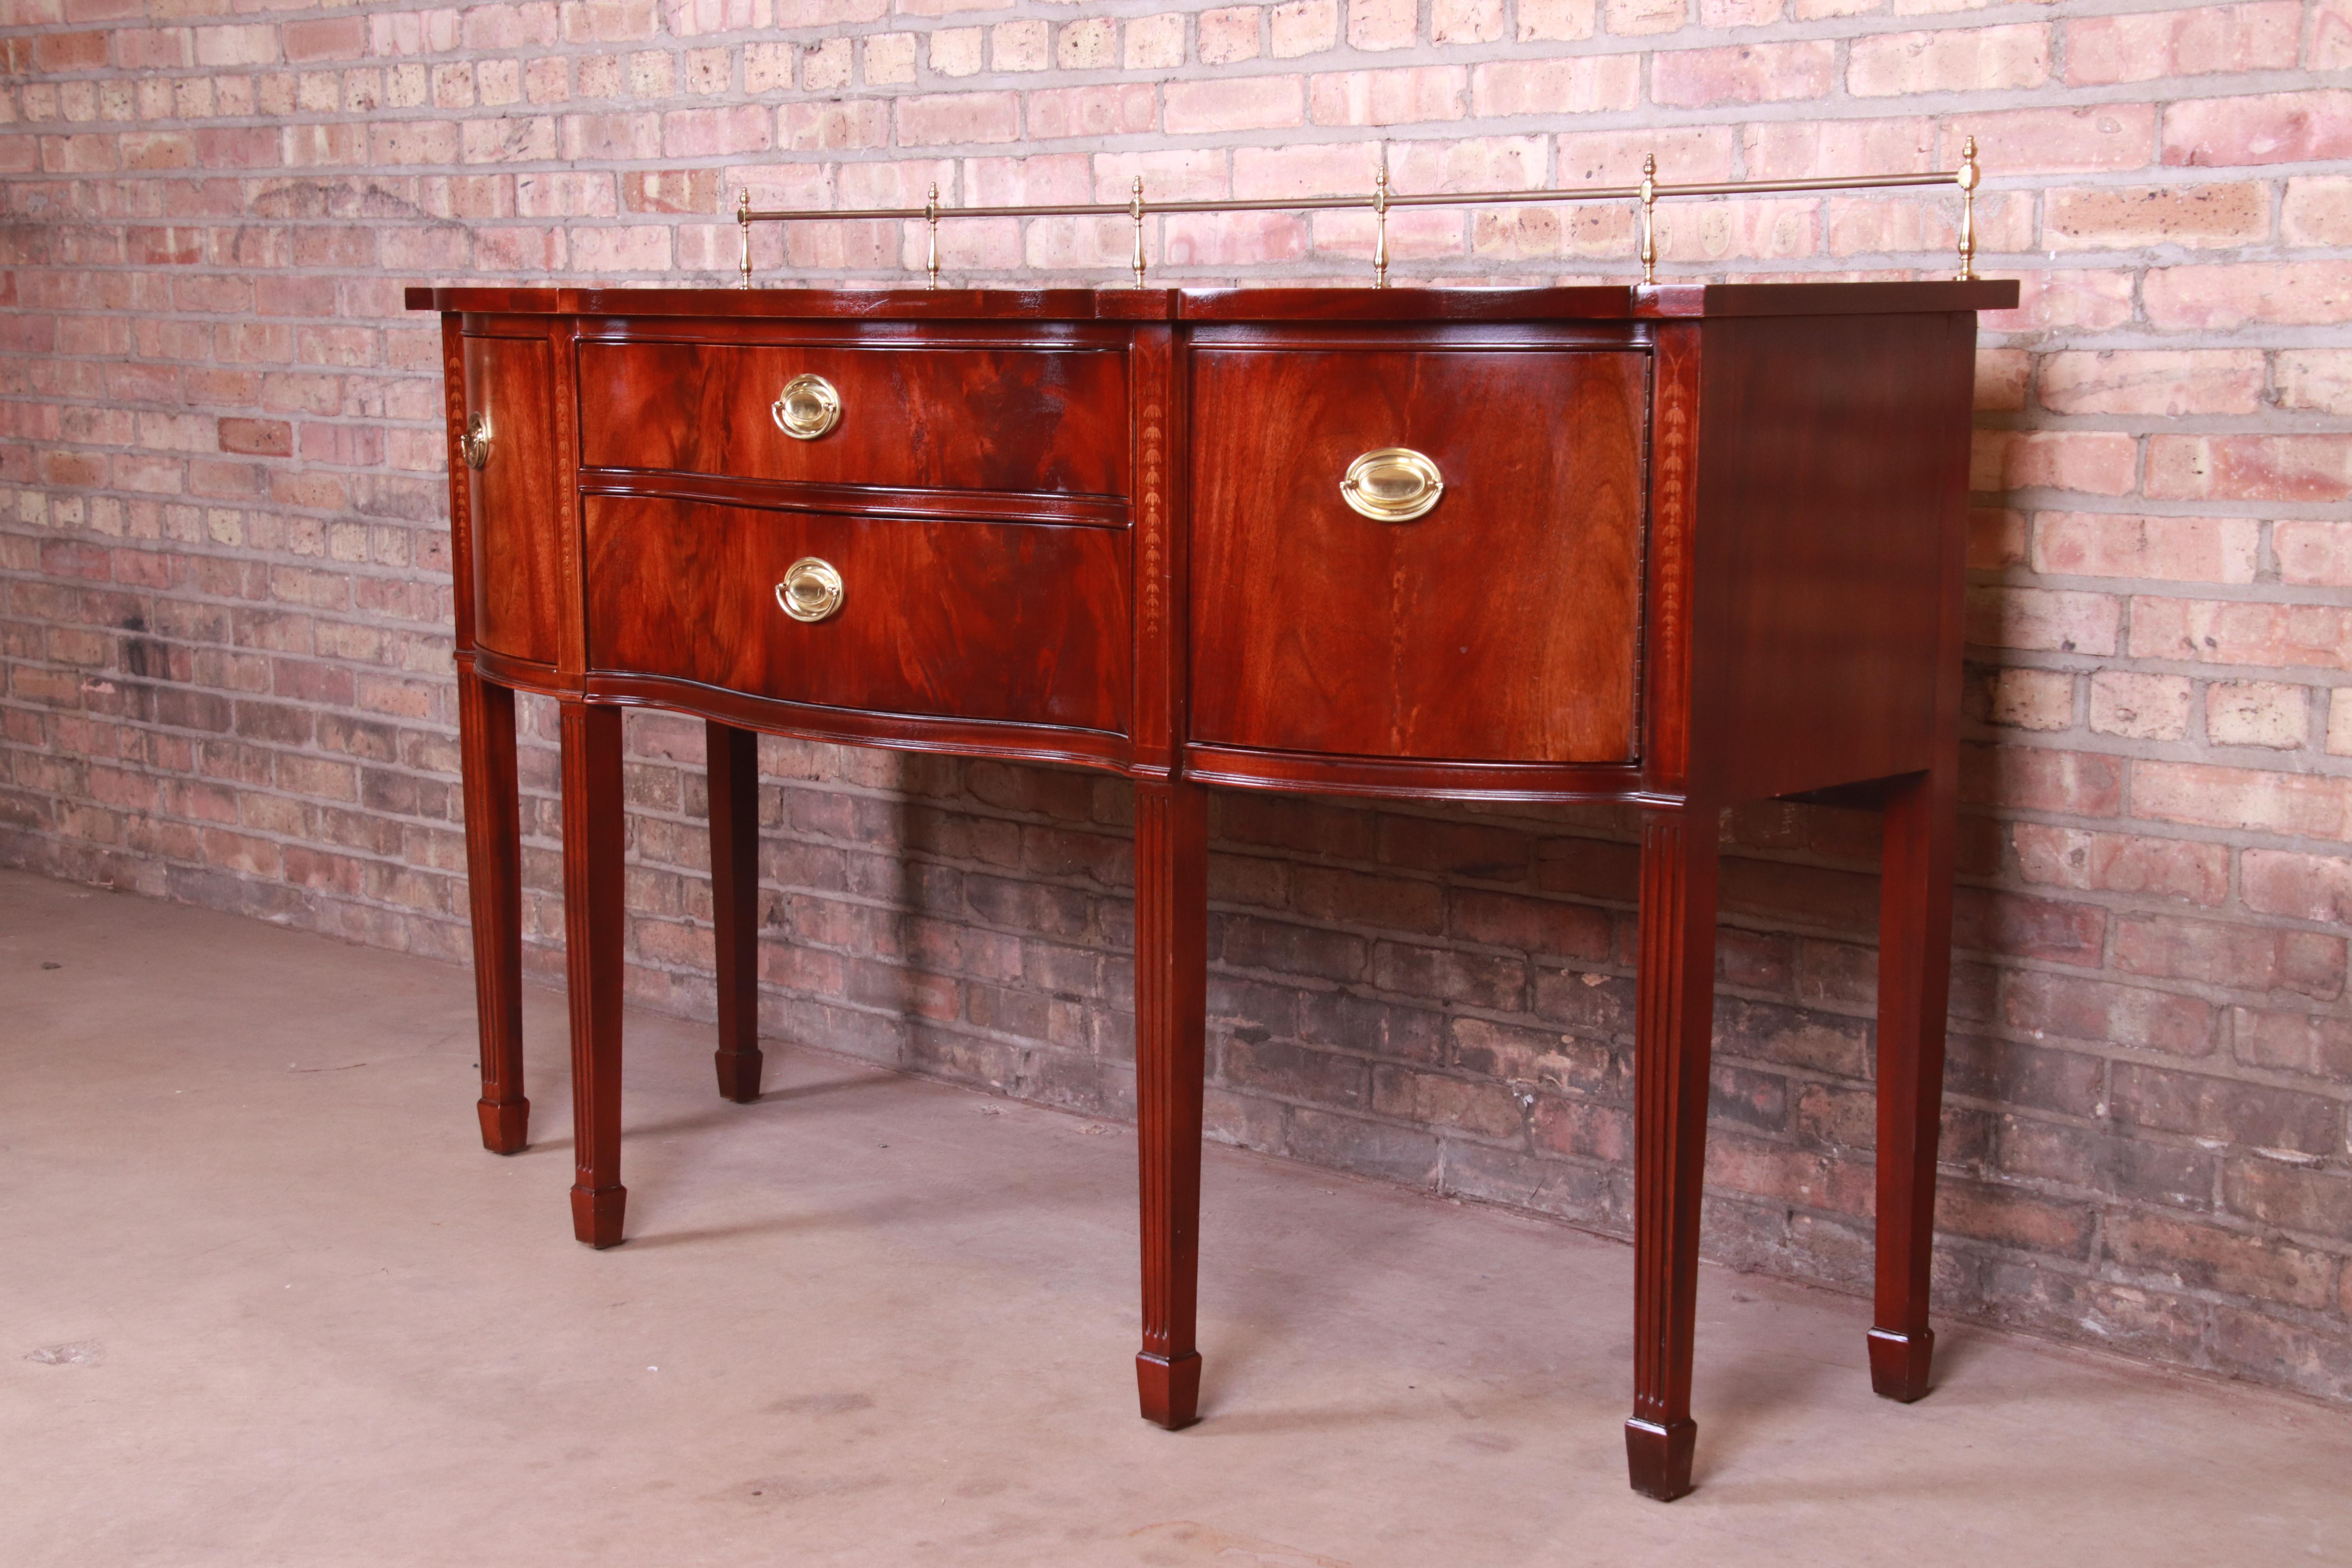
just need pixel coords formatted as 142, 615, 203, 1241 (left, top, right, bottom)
463, 332, 563, 666
1188, 344, 1646, 765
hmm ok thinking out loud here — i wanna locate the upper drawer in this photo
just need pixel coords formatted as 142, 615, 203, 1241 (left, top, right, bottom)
1189, 345, 1646, 765
577, 340, 1130, 497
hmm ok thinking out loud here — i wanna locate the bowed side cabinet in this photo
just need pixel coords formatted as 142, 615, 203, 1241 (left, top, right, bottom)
412, 279, 2016, 1500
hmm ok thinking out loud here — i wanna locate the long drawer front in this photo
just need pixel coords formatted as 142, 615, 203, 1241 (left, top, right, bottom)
585, 496, 1131, 733
578, 340, 1130, 497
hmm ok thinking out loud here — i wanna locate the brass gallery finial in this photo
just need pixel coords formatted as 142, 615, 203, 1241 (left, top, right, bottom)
736, 187, 751, 290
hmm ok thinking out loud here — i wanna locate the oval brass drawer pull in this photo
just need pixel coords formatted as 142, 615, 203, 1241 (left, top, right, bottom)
1339, 446, 1443, 521
462, 412, 492, 470
772, 373, 841, 440
776, 557, 844, 623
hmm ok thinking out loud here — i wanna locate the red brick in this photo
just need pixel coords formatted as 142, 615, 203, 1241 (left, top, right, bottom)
2128, 598, 2352, 673
216, 418, 292, 457
1953, 888, 2107, 966
2065, 4, 2300, 86
2011, 824, 2229, 907
2114, 913, 2345, 998
2031, 512, 2259, 584
284, 16, 366, 62
2146, 436, 2352, 503
2043, 182, 2269, 250
2039, 350, 2265, 417
2005, 970, 2214, 1055
1164, 77, 1303, 134
2241, 851, 2352, 924
1849, 25, 2051, 96
1650, 42, 1833, 107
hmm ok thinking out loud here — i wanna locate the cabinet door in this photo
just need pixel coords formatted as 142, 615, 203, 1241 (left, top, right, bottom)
1189, 347, 1645, 764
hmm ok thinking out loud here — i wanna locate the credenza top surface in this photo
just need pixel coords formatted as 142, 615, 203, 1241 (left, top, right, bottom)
405, 279, 2017, 322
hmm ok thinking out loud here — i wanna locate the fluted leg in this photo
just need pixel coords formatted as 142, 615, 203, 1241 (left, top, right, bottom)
708, 719, 764, 1104
1134, 777, 1207, 1429
1625, 804, 1719, 1501
1869, 764, 1956, 1401
459, 666, 527, 1154
561, 700, 627, 1249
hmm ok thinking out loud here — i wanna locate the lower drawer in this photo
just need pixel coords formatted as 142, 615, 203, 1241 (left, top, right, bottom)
584, 496, 1131, 734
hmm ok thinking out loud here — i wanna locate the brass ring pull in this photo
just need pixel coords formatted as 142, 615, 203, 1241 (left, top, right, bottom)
772, 374, 841, 440
461, 412, 492, 470
1339, 447, 1443, 521
775, 557, 844, 623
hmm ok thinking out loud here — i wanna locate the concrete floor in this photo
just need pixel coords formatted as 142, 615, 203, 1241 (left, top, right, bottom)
2, 868, 2346, 1567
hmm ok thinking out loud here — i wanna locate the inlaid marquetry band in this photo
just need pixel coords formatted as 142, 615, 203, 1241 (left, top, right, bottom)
731, 139, 1983, 292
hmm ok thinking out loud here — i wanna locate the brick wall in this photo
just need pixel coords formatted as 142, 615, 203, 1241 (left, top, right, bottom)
4, 0, 2350, 1401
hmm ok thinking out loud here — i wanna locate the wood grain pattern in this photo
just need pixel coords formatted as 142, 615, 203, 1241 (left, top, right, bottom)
1189, 345, 1643, 764
1183, 744, 1643, 804
461, 333, 563, 666
584, 496, 1132, 735
1870, 354, 1969, 1402
708, 719, 765, 1105
1692, 311, 1980, 802
1625, 805, 1719, 1503
1129, 325, 1183, 777
441, 316, 479, 653
408, 281, 2004, 1502
579, 340, 1131, 497
1134, 777, 1208, 1430
561, 699, 628, 1250
1644, 324, 1700, 794
412, 280, 2014, 323
1869, 766, 1955, 1403
458, 660, 526, 1154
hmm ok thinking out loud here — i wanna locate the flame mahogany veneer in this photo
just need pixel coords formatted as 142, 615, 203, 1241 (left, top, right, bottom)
412, 279, 2016, 1501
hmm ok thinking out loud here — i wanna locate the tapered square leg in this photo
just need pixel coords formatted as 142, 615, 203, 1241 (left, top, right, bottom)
707, 719, 764, 1104
458, 664, 528, 1155
1626, 806, 1719, 1501
561, 700, 628, 1249
1134, 778, 1207, 1430
1871, 764, 1955, 1402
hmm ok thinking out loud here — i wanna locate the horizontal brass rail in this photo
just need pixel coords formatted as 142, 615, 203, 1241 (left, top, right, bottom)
734, 141, 1983, 291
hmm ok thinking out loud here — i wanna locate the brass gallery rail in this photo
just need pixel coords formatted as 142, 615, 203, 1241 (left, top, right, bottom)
732, 139, 1983, 291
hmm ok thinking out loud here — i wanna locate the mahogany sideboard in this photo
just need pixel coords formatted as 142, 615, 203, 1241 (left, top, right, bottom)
411, 279, 2016, 1500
